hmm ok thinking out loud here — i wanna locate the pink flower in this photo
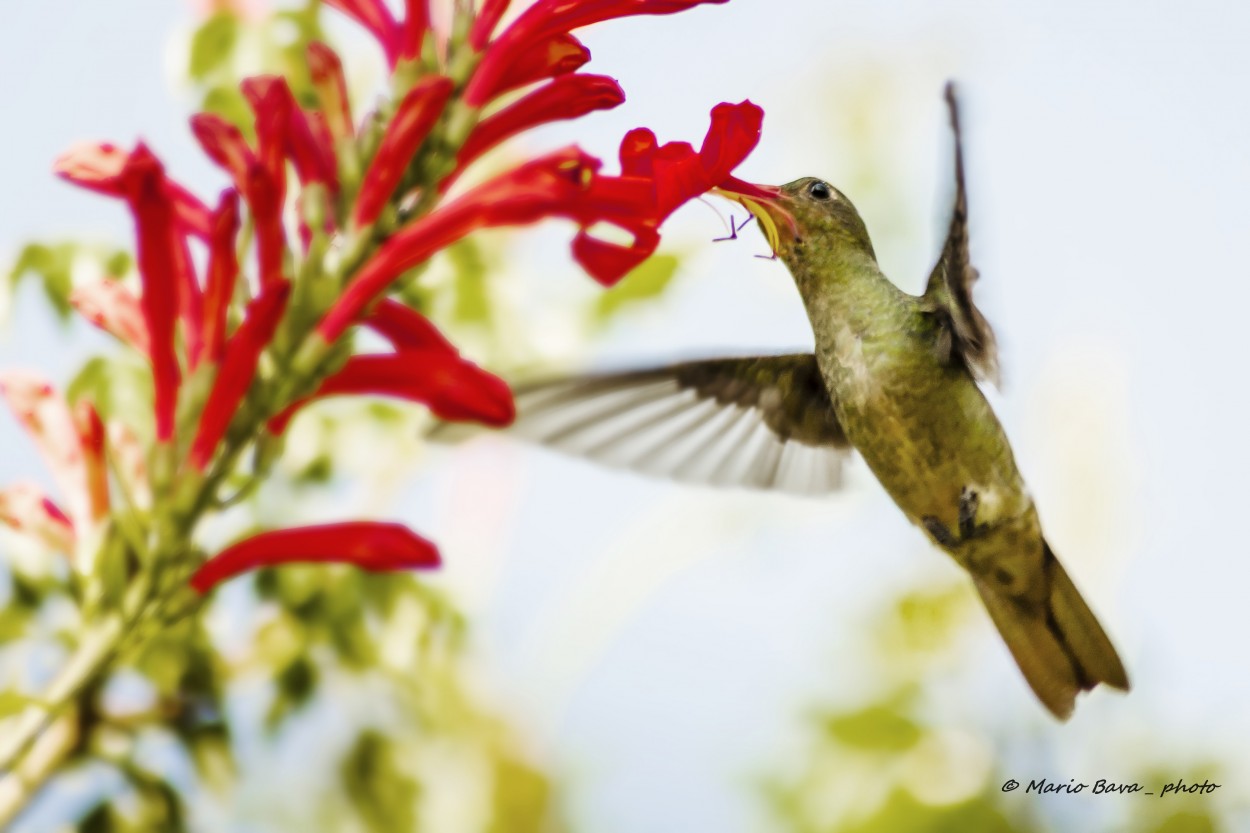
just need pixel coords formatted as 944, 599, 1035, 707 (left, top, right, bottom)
188, 281, 292, 472
354, 75, 454, 228
0, 484, 76, 555
189, 521, 441, 593
0, 372, 107, 535
70, 279, 151, 354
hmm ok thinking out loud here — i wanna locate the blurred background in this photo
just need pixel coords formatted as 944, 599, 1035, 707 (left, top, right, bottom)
2, 1, 1250, 831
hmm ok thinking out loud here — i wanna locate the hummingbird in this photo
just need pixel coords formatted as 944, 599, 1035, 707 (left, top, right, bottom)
499, 85, 1129, 719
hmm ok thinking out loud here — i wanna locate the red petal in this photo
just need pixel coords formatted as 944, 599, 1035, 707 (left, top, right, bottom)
189, 521, 440, 593
468, 33, 590, 105
245, 162, 287, 288
241, 76, 292, 201
354, 75, 454, 228
287, 106, 339, 192
307, 43, 355, 145
119, 146, 182, 442
203, 190, 241, 363
271, 352, 514, 434
70, 279, 151, 354
572, 225, 660, 286
401, 0, 430, 59
190, 114, 256, 188
468, 0, 726, 105
468, 0, 512, 50
455, 74, 625, 179
364, 299, 458, 354
188, 281, 292, 471
324, 0, 402, 66
697, 100, 764, 184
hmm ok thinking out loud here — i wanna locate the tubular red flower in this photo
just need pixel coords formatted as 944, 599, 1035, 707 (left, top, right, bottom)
287, 106, 339, 192
401, 0, 430, 59
241, 77, 291, 199
0, 372, 90, 529
73, 401, 110, 524
354, 75, 454, 228
466, 0, 727, 106
318, 147, 602, 342
269, 352, 514, 435
324, 0, 402, 66
468, 0, 512, 50
190, 114, 256, 189
54, 142, 214, 240
188, 280, 291, 472
119, 145, 182, 442
245, 162, 287, 288
203, 190, 241, 363
455, 74, 625, 179
70, 279, 151, 354
307, 43, 354, 146
0, 484, 76, 554
364, 299, 457, 354
189, 521, 440, 593
471, 33, 590, 104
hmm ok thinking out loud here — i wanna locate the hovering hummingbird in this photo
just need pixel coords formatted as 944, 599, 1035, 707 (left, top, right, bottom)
499, 85, 1129, 719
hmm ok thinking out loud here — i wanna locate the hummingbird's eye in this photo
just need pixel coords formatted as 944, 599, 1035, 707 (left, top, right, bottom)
807, 180, 833, 201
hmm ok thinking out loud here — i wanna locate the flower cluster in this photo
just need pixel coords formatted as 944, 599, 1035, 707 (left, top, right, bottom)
3, 0, 766, 594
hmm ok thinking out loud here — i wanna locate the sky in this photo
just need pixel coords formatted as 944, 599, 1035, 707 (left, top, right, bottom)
2, 1, 1250, 832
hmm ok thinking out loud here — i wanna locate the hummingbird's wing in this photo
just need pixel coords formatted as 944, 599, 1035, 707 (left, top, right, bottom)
923, 83, 1000, 383
509, 354, 851, 494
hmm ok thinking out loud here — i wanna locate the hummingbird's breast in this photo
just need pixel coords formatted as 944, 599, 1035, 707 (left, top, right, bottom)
813, 305, 1034, 539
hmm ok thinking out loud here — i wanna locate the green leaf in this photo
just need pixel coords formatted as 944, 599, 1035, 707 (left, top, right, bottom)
449, 239, 493, 326
822, 704, 922, 752
8, 242, 74, 320
592, 253, 681, 324
188, 13, 238, 81
265, 655, 318, 728
342, 731, 419, 833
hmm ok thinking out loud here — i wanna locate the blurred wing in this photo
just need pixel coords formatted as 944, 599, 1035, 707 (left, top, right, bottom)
510, 354, 851, 495
923, 82, 999, 383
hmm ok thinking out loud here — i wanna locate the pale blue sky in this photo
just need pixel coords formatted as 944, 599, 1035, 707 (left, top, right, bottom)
3, 2, 1250, 832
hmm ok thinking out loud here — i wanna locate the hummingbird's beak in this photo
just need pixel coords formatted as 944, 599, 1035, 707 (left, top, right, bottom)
713, 182, 793, 256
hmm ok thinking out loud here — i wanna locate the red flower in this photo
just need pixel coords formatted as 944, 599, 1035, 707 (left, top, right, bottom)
190, 114, 255, 188
54, 142, 214, 240
455, 74, 625, 180
307, 43, 354, 147
324, 0, 402, 66
468, 0, 511, 50
189, 521, 441, 593
270, 352, 514, 435
188, 281, 292, 472
472, 33, 591, 104
401, 0, 430, 60
465, 0, 728, 106
317, 147, 603, 342
354, 75, 454, 228
118, 146, 185, 442
70, 279, 151, 355
364, 299, 458, 353
203, 191, 242, 364
73, 401, 110, 525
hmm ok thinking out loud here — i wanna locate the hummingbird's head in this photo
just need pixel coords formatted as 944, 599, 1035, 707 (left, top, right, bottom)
735, 177, 877, 267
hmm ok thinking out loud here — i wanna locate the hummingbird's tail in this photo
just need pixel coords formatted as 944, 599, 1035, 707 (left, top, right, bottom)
973, 542, 1129, 719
